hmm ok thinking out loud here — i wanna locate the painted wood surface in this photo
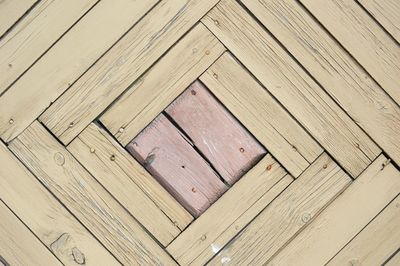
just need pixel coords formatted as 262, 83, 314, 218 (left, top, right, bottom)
0, 0, 36, 38
386, 252, 400, 266
127, 114, 227, 217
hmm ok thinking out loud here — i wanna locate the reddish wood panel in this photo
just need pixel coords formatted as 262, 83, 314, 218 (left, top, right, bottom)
127, 114, 227, 217
166, 81, 266, 184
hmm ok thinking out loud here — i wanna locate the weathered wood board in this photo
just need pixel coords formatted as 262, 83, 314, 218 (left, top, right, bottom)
0, 0, 36, 38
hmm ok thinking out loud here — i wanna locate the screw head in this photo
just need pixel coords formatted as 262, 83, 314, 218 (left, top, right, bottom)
205, 50, 210, 55
239, 147, 245, 153
9, 119, 14, 124
110, 155, 116, 161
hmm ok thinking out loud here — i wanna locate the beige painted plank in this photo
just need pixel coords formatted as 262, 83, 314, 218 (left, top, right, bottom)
165, 81, 266, 185
100, 23, 225, 146
9, 121, 176, 265
200, 52, 323, 178
0, 142, 119, 265
167, 154, 292, 265
208, 153, 351, 265
300, 0, 400, 106
40, 0, 221, 145
242, 0, 400, 173
269, 154, 400, 265
386, 251, 400, 266
0, 0, 36, 37
68, 122, 193, 246
0, 0, 158, 142
328, 195, 400, 266
0, 0, 98, 95
202, 0, 380, 178
0, 200, 62, 266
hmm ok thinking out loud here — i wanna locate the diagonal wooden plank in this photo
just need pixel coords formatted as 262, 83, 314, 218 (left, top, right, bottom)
68, 122, 193, 246
0, 0, 158, 143
0, 141, 119, 265
100, 23, 225, 146
202, 0, 381, 178
208, 153, 351, 265
299, 0, 400, 106
200, 52, 323, 178
386, 251, 400, 266
40, 0, 221, 145
167, 154, 293, 265
0, 0, 36, 37
269, 154, 400, 265
0, 200, 62, 266
9, 121, 176, 265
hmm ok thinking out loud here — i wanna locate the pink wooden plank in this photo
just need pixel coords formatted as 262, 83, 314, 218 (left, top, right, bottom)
126, 114, 227, 217
166, 81, 266, 185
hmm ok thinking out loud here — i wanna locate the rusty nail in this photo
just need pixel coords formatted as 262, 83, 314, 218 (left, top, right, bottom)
191, 90, 197, 95
191, 187, 196, 193
266, 164, 272, 171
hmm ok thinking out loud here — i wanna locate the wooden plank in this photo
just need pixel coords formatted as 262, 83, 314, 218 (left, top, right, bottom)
0, 0, 158, 142
269, 154, 400, 265
165, 81, 266, 185
299, 0, 400, 106
0, 141, 119, 265
328, 195, 400, 266
200, 52, 323, 178
40, 0, 221, 145
8, 121, 176, 265
386, 251, 400, 266
127, 114, 227, 217
0, 0, 36, 37
202, 0, 381, 178
99, 23, 225, 146
0, 0, 98, 95
68, 122, 193, 246
0, 200, 62, 266
241, 0, 400, 174
208, 153, 351, 265
167, 154, 293, 265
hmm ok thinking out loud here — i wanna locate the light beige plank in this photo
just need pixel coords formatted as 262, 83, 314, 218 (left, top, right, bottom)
269, 154, 400, 265
68, 122, 193, 246
300, 0, 400, 106
208, 153, 351, 265
386, 251, 400, 266
0, 0, 158, 142
40, 0, 221, 145
0, 0, 36, 37
0, 200, 62, 266
9, 121, 176, 265
0, 141, 119, 265
328, 195, 400, 266
100, 23, 225, 146
167, 154, 292, 265
202, 0, 380, 178
200, 52, 323, 178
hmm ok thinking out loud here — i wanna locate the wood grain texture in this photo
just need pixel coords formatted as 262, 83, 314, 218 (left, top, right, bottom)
68, 122, 192, 246
0, 0, 158, 142
167, 155, 292, 265
9, 121, 176, 266
0, 0, 36, 38
165, 81, 266, 185
0, 0, 98, 94
200, 52, 323, 178
100, 23, 225, 146
208, 153, 351, 265
300, 0, 400, 106
269, 154, 400, 265
328, 195, 400, 266
0, 200, 62, 266
0, 142, 120, 265
202, 0, 381, 178
127, 114, 227, 217
40, 0, 221, 145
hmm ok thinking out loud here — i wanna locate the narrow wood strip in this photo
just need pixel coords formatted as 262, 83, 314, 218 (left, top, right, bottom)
40, 0, 221, 145
0, 0, 36, 37
0, 0, 158, 142
200, 52, 323, 178
9, 121, 176, 265
0, 0, 98, 94
269, 154, 400, 265
202, 0, 380, 177
328, 195, 400, 266
0, 200, 62, 266
167, 155, 292, 265
208, 153, 351, 265
0, 142, 119, 265
100, 23, 225, 146
299, 0, 400, 106
68, 122, 193, 245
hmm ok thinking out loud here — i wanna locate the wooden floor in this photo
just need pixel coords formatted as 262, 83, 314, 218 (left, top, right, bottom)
0, 0, 399, 265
